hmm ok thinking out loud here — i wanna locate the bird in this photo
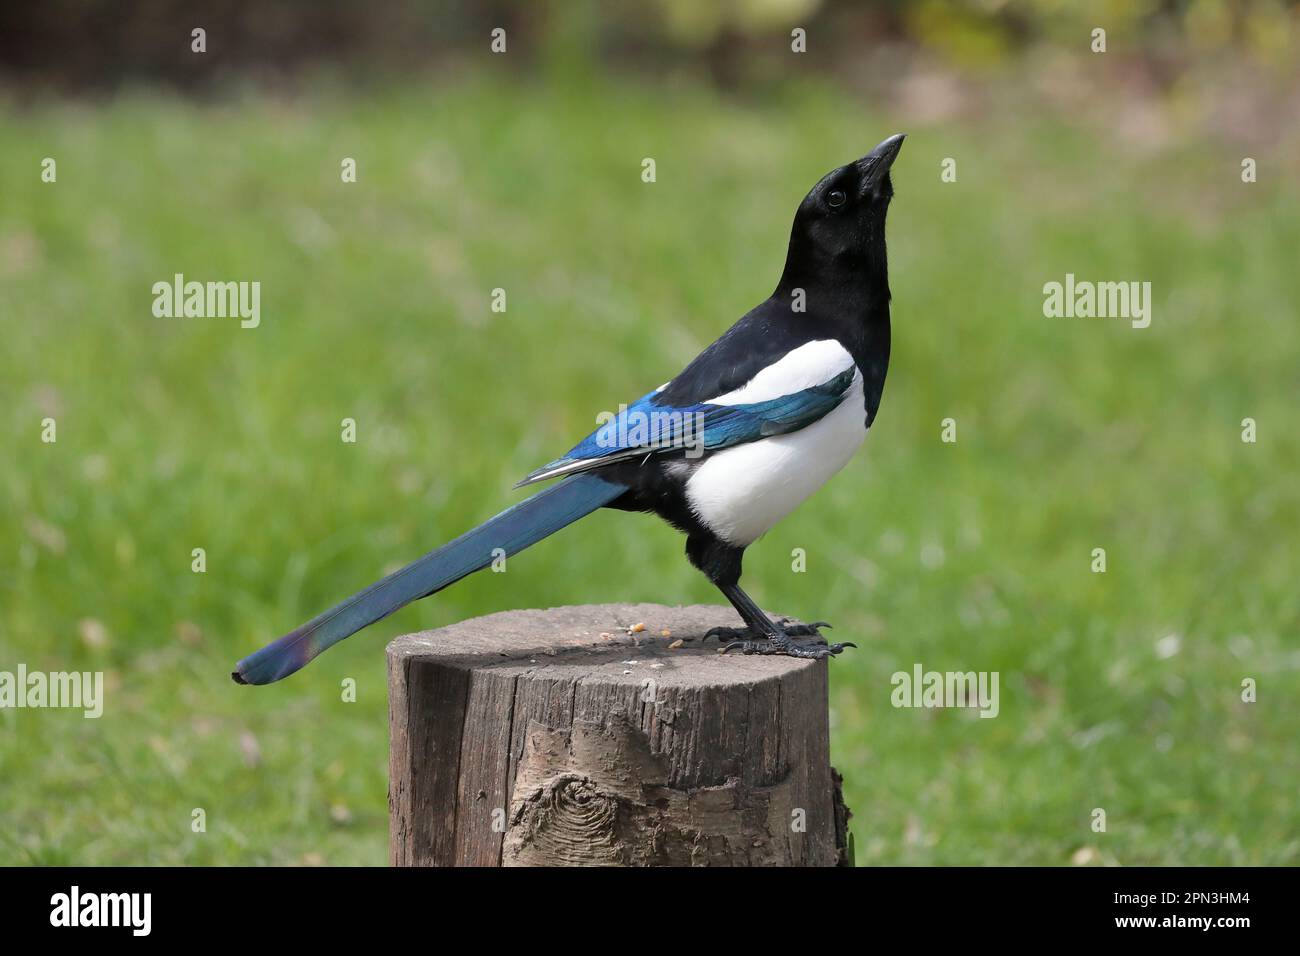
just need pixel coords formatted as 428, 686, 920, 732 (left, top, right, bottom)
233, 132, 904, 686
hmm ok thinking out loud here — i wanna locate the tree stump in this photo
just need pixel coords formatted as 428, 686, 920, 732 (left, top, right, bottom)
387, 603, 851, 866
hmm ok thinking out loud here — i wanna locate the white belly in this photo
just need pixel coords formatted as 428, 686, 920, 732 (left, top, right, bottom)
685, 372, 867, 547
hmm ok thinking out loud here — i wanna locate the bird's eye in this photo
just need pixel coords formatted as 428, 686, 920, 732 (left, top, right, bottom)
827, 189, 846, 208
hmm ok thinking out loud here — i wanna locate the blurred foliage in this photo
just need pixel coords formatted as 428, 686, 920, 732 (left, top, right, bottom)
902, 0, 1299, 69
654, 0, 825, 45
2, 0, 1299, 94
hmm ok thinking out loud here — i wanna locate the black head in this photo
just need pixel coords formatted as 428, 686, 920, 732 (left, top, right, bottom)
778, 133, 905, 292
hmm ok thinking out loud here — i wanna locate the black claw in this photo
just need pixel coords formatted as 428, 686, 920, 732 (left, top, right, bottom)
709, 618, 852, 660
719, 640, 768, 655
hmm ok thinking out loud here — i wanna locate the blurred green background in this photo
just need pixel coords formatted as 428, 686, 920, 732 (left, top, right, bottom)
1, 1, 1298, 865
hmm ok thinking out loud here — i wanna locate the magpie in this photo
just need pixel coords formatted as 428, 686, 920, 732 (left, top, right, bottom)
233, 132, 904, 686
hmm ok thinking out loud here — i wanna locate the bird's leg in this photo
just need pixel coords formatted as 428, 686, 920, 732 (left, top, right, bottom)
710, 582, 855, 660
684, 533, 853, 660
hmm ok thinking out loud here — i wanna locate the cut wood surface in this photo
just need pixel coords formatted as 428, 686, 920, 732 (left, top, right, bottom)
387, 603, 851, 866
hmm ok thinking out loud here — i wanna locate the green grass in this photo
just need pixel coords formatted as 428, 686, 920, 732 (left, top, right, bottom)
1, 75, 1297, 865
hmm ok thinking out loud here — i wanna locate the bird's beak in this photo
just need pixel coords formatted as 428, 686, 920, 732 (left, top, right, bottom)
858, 133, 906, 195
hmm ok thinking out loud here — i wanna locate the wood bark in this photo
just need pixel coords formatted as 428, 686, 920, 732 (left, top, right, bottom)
387, 603, 851, 866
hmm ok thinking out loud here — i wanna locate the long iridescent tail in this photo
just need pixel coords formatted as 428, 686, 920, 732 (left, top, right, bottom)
232, 474, 626, 685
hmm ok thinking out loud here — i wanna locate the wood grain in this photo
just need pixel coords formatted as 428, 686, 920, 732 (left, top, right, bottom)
387, 603, 851, 866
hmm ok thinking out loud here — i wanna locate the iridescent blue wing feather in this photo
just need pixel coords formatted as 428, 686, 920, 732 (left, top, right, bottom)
516, 365, 855, 486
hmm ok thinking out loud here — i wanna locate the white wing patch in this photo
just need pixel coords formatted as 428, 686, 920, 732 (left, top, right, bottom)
705, 339, 855, 406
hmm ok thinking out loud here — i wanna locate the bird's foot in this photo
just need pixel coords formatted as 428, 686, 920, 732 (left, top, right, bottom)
704, 619, 856, 660
701, 617, 829, 644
